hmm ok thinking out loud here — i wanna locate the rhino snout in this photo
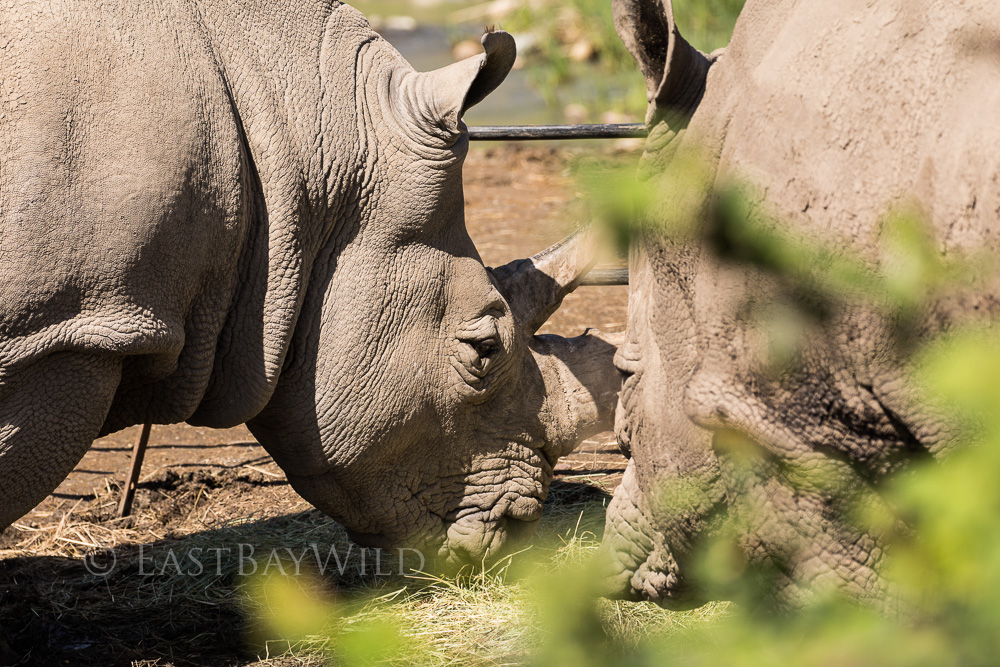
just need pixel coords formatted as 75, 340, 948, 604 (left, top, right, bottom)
439, 494, 547, 566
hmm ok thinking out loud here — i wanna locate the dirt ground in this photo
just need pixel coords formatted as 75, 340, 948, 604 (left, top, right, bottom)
0, 145, 631, 666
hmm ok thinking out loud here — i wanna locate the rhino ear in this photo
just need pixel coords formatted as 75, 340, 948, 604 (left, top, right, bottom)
393, 30, 516, 141
612, 0, 713, 119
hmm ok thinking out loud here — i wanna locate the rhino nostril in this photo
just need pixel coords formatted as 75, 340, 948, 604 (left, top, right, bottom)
616, 433, 632, 459
614, 342, 642, 377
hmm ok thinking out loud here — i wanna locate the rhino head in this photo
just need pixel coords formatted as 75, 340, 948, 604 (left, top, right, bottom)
602, 0, 1000, 608
602, 0, 902, 609
239, 27, 619, 565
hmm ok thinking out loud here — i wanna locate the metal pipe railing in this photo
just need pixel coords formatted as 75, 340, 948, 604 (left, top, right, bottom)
580, 267, 629, 286
468, 123, 647, 141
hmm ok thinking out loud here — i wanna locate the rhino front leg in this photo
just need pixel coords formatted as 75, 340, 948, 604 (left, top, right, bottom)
0, 352, 121, 531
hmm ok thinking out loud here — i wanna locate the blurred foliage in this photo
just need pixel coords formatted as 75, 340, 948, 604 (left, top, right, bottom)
641, 323, 1000, 667
672, 0, 748, 53
582, 147, 1000, 663
504, 0, 646, 117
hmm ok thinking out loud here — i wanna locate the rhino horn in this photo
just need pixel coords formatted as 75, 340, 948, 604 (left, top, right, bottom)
391, 30, 516, 139
490, 227, 604, 333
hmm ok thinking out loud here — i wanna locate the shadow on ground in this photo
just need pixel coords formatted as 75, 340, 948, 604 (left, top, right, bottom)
0, 476, 612, 666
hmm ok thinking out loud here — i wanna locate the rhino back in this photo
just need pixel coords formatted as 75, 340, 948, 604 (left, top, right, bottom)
694, 0, 1000, 256
1, 0, 250, 428
679, 0, 1000, 446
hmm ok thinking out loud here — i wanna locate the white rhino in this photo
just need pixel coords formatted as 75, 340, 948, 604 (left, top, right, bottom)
0, 1, 621, 565
602, 0, 1000, 607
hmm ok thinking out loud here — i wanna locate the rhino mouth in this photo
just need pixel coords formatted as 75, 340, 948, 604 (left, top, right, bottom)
437, 498, 545, 566
368, 494, 546, 570
320, 491, 547, 569
292, 447, 553, 570
599, 459, 704, 609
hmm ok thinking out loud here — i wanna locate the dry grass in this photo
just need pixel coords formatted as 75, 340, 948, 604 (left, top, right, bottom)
0, 465, 727, 666
243, 482, 728, 666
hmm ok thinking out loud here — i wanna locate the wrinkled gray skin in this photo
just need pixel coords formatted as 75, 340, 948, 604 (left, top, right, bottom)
0, 1, 621, 566
603, 0, 1000, 607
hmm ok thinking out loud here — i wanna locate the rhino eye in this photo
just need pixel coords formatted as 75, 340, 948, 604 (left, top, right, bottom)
455, 315, 506, 381
457, 334, 502, 378
472, 338, 499, 358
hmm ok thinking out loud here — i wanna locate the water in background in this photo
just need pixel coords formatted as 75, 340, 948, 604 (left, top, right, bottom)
378, 23, 558, 126
349, 0, 643, 127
